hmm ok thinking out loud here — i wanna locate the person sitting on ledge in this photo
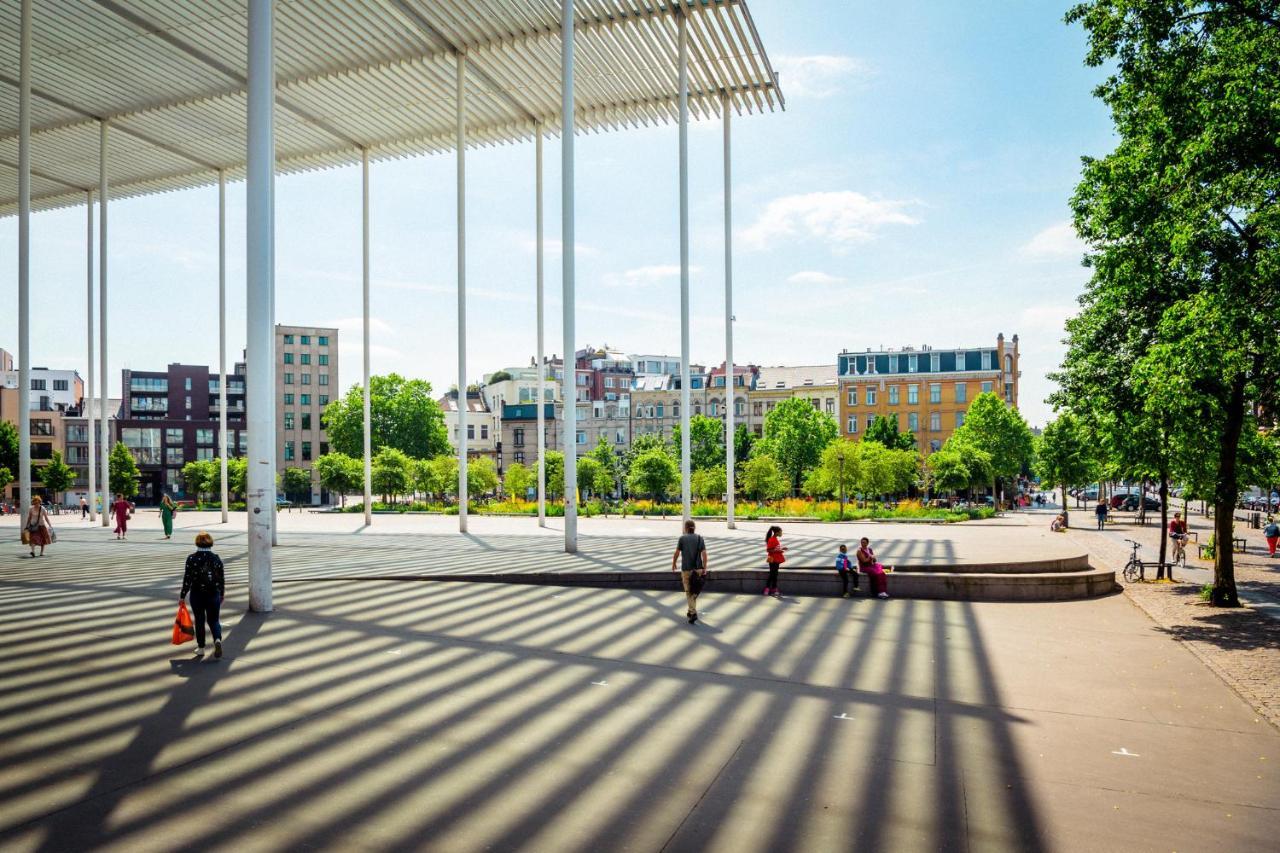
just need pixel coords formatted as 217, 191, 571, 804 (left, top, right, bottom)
1050, 514, 1067, 532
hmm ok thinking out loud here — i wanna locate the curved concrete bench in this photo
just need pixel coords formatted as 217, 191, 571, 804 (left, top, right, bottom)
330, 559, 1116, 602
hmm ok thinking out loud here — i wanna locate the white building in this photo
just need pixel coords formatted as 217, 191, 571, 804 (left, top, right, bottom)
0, 348, 84, 412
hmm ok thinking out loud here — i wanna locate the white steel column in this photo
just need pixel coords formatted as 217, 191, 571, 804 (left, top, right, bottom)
456, 51, 469, 533
677, 9, 692, 522
98, 121, 110, 526
535, 128, 546, 527
245, 0, 275, 611
218, 170, 229, 523
561, 0, 578, 552
86, 190, 96, 521
16, 0, 31, 516
361, 148, 372, 526
722, 91, 735, 529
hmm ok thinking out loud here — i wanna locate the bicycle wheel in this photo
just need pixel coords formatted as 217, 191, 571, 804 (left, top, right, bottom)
1123, 559, 1140, 583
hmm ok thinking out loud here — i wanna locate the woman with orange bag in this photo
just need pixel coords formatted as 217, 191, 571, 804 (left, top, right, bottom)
179, 531, 225, 658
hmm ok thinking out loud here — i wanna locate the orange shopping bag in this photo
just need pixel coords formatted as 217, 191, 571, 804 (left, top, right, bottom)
172, 600, 194, 645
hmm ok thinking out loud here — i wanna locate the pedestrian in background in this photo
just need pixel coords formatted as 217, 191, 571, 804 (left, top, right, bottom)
160, 494, 177, 539
80, 496, 88, 519
111, 493, 131, 540
1094, 499, 1109, 530
24, 496, 52, 558
764, 525, 785, 597
180, 531, 225, 658
835, 543, 857, 598
671, 520, 708, 624
1265, 517, 1279, 558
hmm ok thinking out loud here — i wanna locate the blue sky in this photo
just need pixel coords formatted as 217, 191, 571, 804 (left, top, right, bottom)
1, 0, 1113, 428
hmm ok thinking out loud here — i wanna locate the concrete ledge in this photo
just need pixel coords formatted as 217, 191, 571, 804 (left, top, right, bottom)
283, 562, 1117, 602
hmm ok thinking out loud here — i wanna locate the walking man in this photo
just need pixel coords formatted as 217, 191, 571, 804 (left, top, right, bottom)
79, 496, 88, 519
671, 520, 708, 624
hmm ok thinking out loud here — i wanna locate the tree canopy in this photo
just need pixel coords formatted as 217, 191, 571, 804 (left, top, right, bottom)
38, 451, 74, 501
672, 414, 725, 472
864, 415, 916, 452
626, 448, 679, 501
108, 442, 140, 499
758, 398, 839, 492
323, 374, 449, 460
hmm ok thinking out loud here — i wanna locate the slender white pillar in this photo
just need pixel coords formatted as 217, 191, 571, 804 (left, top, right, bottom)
16, 0, 31, 516
535, 127, 546, 527
456, 51, 469, 533
362, 148, 372, 526
99, 121, 110, 526
245, 0, 275, 611
677, 9, 692, 522
723, 91, 735, 529
86, 190, 96, 521
561, 0, 578, 552
218, 170, 229, 523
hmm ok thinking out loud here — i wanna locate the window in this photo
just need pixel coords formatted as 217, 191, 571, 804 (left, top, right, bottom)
467, 424, 475, 440
238, 433, 248, 454
673, 403, 680, 417
166, 447, 184, 465
31, 379, 46, 390
908, 354, 918, 373
196, 429, 214, 445
301, 413, 311, 431
656, 404, 665, 419
616, 429, 625, 444
320, 442, 328, 455
66, 424, 87, 443
284, 441, 295, 461
302, 441, 312, 461
930, 439, 941, 452
319, 395, 329, 406
930, 352, 940, 372
53, 379, 68, 391
32, 444, 53, 460
301, 335, 311, 345
300, 394, 311, 406
481, 425, 489, 440
284, 352, 294, 364
981, 350, 993, 370
319, 374, 329, 386
826, 398, 835, 415
907, 384, 919, 405
39, 396, 51, 411
867, 414, 876, 431
605, 377, 614, 388
196, 447, 215, 461
576, 431, 587, 445
888, 386, 899, 405
981, 381, 993, 394
908, 412, 919, 432
847, 387, 858, 407
130, 377, 168, 392
710, 401, 720, 417
930, 411, 941, 431
121, 427, 162, 464
284, 393, 294, 405
753, 402, 763, 416
319, 335, 329, 346
514, 451, 525, 464
301, 374, 311, 385
847, 416, 858, 434
66, 446, 89, 464
1005, 385, 1014, 403
283, 334, 294, 344
866, 387, 877, 406
297, 353, 309, 365
184, 378, 193, 391
513, 427, 527, 446
318, 354, 328, 366
284, 412, 295, 430
929, 383, 941, 404
955, 383, 967, 404
888, 355, 898, 373
209, 379, 220, 393
31, 420, 53, 436
284, 373, 294, 385
956, 412, 966, 428
185, 396, 192, 410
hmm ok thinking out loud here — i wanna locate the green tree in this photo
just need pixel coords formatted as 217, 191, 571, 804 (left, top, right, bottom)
1035, 413, 1098, 526
672, 414, 725, 472
733, 424, 757, 468
181, 460, 215, 502
856, 442, 920, 501
622, 433, 671, 476
953, 393, 1033, 504
864, 414, 916, 451
0, 421, 18, 479
587, 437, 624, 493
109, 442, 140, 499
415, 455, 457, 500
281, 467, 313, 503
575, 456, 613, 499
741, 453, 788, 502
805, 439, 862, 513
323, 374, 449, 460
371, 446, 412, 503
315, 452, 363, 507
37, 451, 75, 503
691, 465, 728, 501
758, 397, 839, 493
467, 456, 500, 498
542, 451, 565, 500
226, 456, 248, 500
0, 466, 12, 498
503, 461, 535, 499
627, 448, 679, 501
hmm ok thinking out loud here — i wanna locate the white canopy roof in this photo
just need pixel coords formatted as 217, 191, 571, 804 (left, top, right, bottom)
0, 0, 782, 216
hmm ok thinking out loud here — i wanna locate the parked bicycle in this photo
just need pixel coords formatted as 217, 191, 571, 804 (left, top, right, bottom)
1123, 539, 1144, 583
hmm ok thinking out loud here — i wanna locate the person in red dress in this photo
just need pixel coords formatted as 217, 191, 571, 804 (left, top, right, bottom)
764, 525, 786, 597
111, 493, 132, 540
856, 537, 890, 599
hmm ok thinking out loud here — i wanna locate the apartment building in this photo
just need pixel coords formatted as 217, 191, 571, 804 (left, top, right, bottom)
499, 402, 562, 474
439, 389, 500, 465
837, 333, 1020, 453
746, 365, 837, 436
276, 325, 338, 504
0, 348, 84, 412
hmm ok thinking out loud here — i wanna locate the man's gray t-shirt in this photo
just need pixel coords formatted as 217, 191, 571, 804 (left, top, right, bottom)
677, 533, 706, 571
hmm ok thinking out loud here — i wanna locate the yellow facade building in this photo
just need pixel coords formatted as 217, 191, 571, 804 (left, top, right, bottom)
837, 334, 1020, 453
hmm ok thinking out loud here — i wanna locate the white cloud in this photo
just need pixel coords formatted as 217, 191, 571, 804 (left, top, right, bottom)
775, 55, 871, 99
1017, 303, 1076, 336
786, 270, 847, 286
605, 264, 703, 287
741, 191, 920, 252
1020, 222, 1084, 259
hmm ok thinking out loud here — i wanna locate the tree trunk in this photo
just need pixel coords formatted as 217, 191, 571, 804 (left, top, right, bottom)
1138, 477, 1148, 526
1156, 472, 1169, 579
1060, 484, 1069, 526
1212, 376, 1246, 607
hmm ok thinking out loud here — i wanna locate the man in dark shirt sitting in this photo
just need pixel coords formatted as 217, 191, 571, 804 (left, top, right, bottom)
671, 520, 708, 624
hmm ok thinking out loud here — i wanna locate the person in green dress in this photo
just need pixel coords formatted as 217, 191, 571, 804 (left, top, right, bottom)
160, 494, 177, 539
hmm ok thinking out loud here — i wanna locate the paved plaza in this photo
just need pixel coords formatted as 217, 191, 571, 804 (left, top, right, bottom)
2, 512, 1279, 851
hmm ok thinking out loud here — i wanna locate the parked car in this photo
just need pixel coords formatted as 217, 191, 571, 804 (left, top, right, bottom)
1120, 494, 1161, 511
1109, 491, 1139, 509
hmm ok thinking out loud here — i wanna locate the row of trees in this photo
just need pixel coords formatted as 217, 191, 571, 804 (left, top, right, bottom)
1050, 1, 1280, 606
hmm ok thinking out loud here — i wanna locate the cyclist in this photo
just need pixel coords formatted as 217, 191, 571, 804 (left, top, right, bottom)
1168, 511, 1188, 562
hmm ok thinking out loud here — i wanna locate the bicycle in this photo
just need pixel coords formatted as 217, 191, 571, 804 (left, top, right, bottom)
1122, 539, 1144, 583
1170, 534, 1187, 567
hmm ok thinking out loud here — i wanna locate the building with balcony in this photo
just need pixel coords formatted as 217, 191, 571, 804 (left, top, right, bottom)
0, 347, 84, 412
837, 334, 1020, 453
276, 325, 338, 504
